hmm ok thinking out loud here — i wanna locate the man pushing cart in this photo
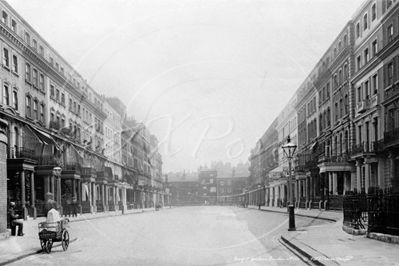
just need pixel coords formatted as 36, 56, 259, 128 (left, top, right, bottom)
38, 193, 70, 253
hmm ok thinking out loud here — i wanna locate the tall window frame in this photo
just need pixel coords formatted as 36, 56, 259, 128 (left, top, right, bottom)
33, 99, 38, 120
12, 54, 17, 73
371, 3, 376, 21
25, 63, 31, 82
32, 68, 38, 87
3, 83, 9, 105
11, 19, 16, 32
25, 95, 31, 118
2, 47, 9, 68
39, 74, 44, 91
2, 11, 8, 25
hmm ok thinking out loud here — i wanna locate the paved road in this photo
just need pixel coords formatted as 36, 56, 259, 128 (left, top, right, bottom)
11, 206, 330, 266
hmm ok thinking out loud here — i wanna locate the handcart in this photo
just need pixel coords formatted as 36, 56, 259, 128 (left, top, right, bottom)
38, 218, 70, 253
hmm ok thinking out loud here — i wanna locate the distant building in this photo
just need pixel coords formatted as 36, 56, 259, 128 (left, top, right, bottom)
198, 169, 217, 204
169, 181, 200, 206
217, 176, 247, 204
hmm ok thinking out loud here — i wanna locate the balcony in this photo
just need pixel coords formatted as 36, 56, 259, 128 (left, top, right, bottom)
356, 100, 369, 113
81, 167, 97, 177
384, 127, 399, 147
318, 153, 349, 163
49, 121, 61, 130
384, 83, 399, 102
7, 147, 37, 161
350, 141, 381, 157
97, 170, 110, 181
369, 94, 379, 108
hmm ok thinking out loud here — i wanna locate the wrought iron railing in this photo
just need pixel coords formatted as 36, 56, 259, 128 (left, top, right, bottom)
343, 190, 368, 229
384, 127, 399, 146
350, 141, 381, 157
49, 121, 61, 130
7, 147, 37, 160
63, 163, 81, 171
37, 155, 58, 166
343, 187, 399, 236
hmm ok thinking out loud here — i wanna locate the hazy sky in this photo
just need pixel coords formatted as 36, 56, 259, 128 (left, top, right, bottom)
8, 0, 365, 173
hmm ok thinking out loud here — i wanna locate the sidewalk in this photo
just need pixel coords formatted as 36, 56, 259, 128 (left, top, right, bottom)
0, 207, 159, 265
248, 205, 399, 266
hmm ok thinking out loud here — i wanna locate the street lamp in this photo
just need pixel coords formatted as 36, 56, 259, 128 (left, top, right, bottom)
282, 135, 297, 231
53, 166, 62, 179
258, 184, 261, 209
52, 166, 62, 213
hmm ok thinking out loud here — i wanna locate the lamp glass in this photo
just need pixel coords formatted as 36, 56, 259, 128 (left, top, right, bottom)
53, 166, 62, 176
282, 138, 297, 159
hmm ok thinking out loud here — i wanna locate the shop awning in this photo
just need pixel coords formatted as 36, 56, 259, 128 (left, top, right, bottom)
28, 125, 61, 150
269, 165, 284, 174
309, 141, 318, 151
27, 126, 45, 145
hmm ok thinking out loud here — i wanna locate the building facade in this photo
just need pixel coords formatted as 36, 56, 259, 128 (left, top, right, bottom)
0, 0, 163, 235
249, 0, 399, 211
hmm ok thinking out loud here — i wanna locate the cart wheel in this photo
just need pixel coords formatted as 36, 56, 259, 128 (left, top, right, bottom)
40, 239, 46, 250
45, 240, 52, 254
62, 230, 70, 251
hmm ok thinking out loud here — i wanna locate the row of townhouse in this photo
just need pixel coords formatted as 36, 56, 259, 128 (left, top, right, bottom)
248, 0, 399, 210
0, 0, 164, 234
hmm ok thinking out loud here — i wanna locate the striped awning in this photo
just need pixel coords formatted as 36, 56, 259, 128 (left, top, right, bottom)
28, 125, 61, 150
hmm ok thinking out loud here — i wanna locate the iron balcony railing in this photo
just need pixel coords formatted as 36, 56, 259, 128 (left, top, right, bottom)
7, 147, 37, 161
318, 153, 349, 163
350, 141, 382, 157
49, 121, 61, 130
384, 127, 399, 146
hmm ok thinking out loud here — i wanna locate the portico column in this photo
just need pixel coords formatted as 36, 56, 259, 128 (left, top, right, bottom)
105, 185, 109, 211
101, 185, 105, 207
20, 171, 27, 220
57, 178, 62, 215
50, 175, 55, 195
351, 170, 356, 191
365, 161, 370, 193
333, 172, 338, 195
31, 171, 37, 219
356, 160, 362, 190
72, 180, 76, 199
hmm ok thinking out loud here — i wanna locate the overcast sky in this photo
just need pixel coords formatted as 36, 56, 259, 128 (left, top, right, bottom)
8, 0, 365, 173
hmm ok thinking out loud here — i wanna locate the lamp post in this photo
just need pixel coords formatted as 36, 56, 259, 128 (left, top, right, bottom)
52, 166, 62, 213
282, 135, 297, 231
258, 184, 261, 209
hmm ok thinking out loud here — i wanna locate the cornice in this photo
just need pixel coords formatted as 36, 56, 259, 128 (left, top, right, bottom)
0, 23, 107, 120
